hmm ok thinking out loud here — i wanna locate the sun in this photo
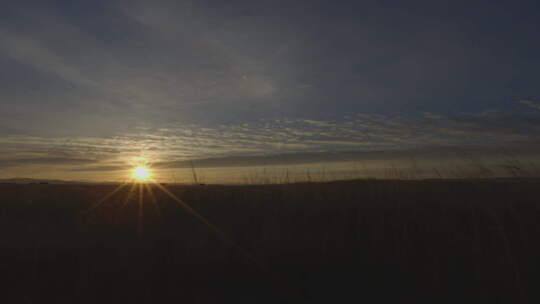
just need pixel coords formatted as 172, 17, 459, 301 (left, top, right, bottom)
132, 166, 151, 181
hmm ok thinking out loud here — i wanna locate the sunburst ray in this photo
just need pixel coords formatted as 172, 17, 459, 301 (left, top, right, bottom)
144, 183, 161, 217
86, 182, 128, 212
137, 182, 144, 234
121, 181, 138, 209
150, 180, 263, 269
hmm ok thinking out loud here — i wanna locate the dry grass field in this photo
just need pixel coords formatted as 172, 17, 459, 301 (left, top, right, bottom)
1, 179, 539, 303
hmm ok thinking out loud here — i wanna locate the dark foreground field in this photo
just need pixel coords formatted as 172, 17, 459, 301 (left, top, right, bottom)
1, 179, 539, 303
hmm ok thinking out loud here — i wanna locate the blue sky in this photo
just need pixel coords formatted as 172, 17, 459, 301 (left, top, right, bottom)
1, 0, 540, 181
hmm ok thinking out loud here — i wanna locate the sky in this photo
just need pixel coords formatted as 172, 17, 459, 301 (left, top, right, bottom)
1, 0, 540, 182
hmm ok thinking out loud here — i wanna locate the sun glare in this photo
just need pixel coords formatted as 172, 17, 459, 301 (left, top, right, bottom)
132, 166, 151, 181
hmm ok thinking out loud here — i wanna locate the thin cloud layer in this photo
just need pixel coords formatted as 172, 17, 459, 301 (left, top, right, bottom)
1, 107, 539, 179
520, 100, 540, 111
1, 0, 540, 180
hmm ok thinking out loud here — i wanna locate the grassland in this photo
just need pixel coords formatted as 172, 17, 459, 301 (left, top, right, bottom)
1, 179, 539, 303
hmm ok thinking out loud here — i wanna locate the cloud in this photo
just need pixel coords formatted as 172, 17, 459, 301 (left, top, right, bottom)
0, 0, 318, 134
0, 157, 96, 169
152, 149, 458, 169
423, 112, 445, 120
1, 1, 540, 180
67, 165, 126, 172
4, 0, 539, 138
519, 100, 540, 111
1, 108, 540, 174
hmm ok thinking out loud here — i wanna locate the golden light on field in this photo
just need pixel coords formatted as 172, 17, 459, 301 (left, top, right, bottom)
132, 166, 151, 181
